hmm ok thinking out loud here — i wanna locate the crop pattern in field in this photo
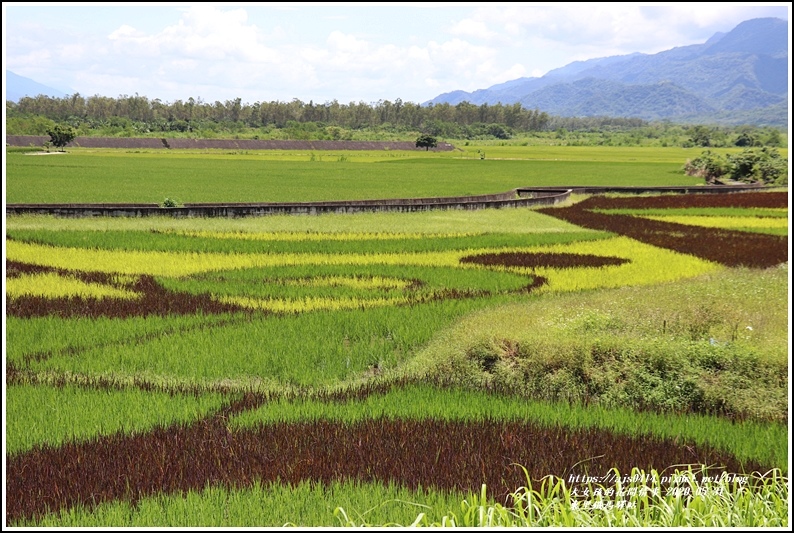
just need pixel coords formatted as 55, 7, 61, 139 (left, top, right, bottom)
4, 196, 788, 526
537, 191, 788, 268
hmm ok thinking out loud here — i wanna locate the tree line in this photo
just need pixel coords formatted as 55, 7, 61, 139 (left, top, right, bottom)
6, 93, 786, 146
7, 93, 551, 136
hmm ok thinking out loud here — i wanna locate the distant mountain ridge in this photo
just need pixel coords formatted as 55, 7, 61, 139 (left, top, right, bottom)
426, 17, 789, 126
6, 70, 70, 101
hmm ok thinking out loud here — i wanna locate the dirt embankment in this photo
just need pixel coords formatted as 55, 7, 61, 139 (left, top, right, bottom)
6, 135, 455, 151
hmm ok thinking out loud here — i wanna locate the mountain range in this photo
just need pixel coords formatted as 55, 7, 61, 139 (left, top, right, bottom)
6, 70, 70, 102
425, 17, 789, 126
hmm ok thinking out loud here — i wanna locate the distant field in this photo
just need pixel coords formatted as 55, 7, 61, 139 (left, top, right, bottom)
5, 146, 704, 204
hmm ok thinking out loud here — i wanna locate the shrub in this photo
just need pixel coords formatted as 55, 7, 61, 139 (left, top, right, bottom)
682, 150, 730, 183
161, 197, 180, 208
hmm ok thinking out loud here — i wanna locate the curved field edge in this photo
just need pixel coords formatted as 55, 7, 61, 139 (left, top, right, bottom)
12, 469, 789, 527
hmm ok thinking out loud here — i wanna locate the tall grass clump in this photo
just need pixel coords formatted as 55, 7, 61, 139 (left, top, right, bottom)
337, 466, 788, 527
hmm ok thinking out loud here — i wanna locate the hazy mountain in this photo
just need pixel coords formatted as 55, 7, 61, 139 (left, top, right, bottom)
425, 17, 788, 125
519, 78, 716, 120
6, 70, 71, 102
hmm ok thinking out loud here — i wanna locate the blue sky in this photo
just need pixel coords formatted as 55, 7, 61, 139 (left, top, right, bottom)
3, 2, 791, 105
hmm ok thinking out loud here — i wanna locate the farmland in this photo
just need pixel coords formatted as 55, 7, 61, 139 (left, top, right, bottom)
4, 145, 790, 526
4, 145, 719, 204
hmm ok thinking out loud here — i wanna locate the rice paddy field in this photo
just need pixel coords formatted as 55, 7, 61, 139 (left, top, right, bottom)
3, 146, 791, 527
5, 144, 719, 204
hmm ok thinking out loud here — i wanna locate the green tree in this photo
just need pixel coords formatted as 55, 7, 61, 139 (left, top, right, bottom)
46, 124, 77, 151
415, 134, 438, 151
682, 150, 729, 183
734, 132, 759, 147
728, 147, 788, 186
763, 129, 782, 147
688, 125, 713, 147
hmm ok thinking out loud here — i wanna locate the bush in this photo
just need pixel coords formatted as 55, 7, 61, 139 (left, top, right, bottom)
161, 197, 181, 208
682, 150, 729, 183
683, 148, 788, 186
728, 147, 788, 186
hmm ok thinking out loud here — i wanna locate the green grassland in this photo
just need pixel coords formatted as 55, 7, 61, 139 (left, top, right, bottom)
5, 145, 716, 204
4, 146, 789, 526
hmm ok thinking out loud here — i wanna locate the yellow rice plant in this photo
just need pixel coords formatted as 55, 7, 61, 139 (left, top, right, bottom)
168, 230, 475, 241
217, 294, 410, 313
471, 236, 723, 293
6, 272, 140, 300
641, 215, 789, 231
5, 241, 461, 277
7, 237, 720, 296
281, 276, 412, 290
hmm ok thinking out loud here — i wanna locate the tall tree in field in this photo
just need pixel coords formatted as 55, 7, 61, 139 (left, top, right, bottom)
46, 124, 77, 151
415, 134, 438, 151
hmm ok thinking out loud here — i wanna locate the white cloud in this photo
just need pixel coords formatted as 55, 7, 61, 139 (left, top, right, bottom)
108, 24, 144, 40
445, 4, 789, 53
5, 3, 788, 104
447, 18, 496, 40
108, 6, 278, 63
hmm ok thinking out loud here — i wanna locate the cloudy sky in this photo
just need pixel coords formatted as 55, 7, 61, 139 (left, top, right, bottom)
3, 2, 790, 105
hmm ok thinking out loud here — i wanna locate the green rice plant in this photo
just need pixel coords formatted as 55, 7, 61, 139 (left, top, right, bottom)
6, 151, 698, 204
5, 384, 230, 456
156, 264, 535, 315
25, 296, 516, 388
14, 479, 470, 527
7, 227, 607, 255
7, 235, 713, 294
5, 207, 588, 235
6, 313, 243, 367
597, 207, 789, 218
174, 229, 474, 241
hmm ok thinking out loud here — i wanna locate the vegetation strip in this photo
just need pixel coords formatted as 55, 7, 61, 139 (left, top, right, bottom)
16, 468, 788, 527
639, 215, 789, 232
583, 191, 788, 209
6, 408, 763, 524
7, 272, 248, 318
5, 384, 233, 456
460, 251, 630, 269
6, 272, 140, 300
